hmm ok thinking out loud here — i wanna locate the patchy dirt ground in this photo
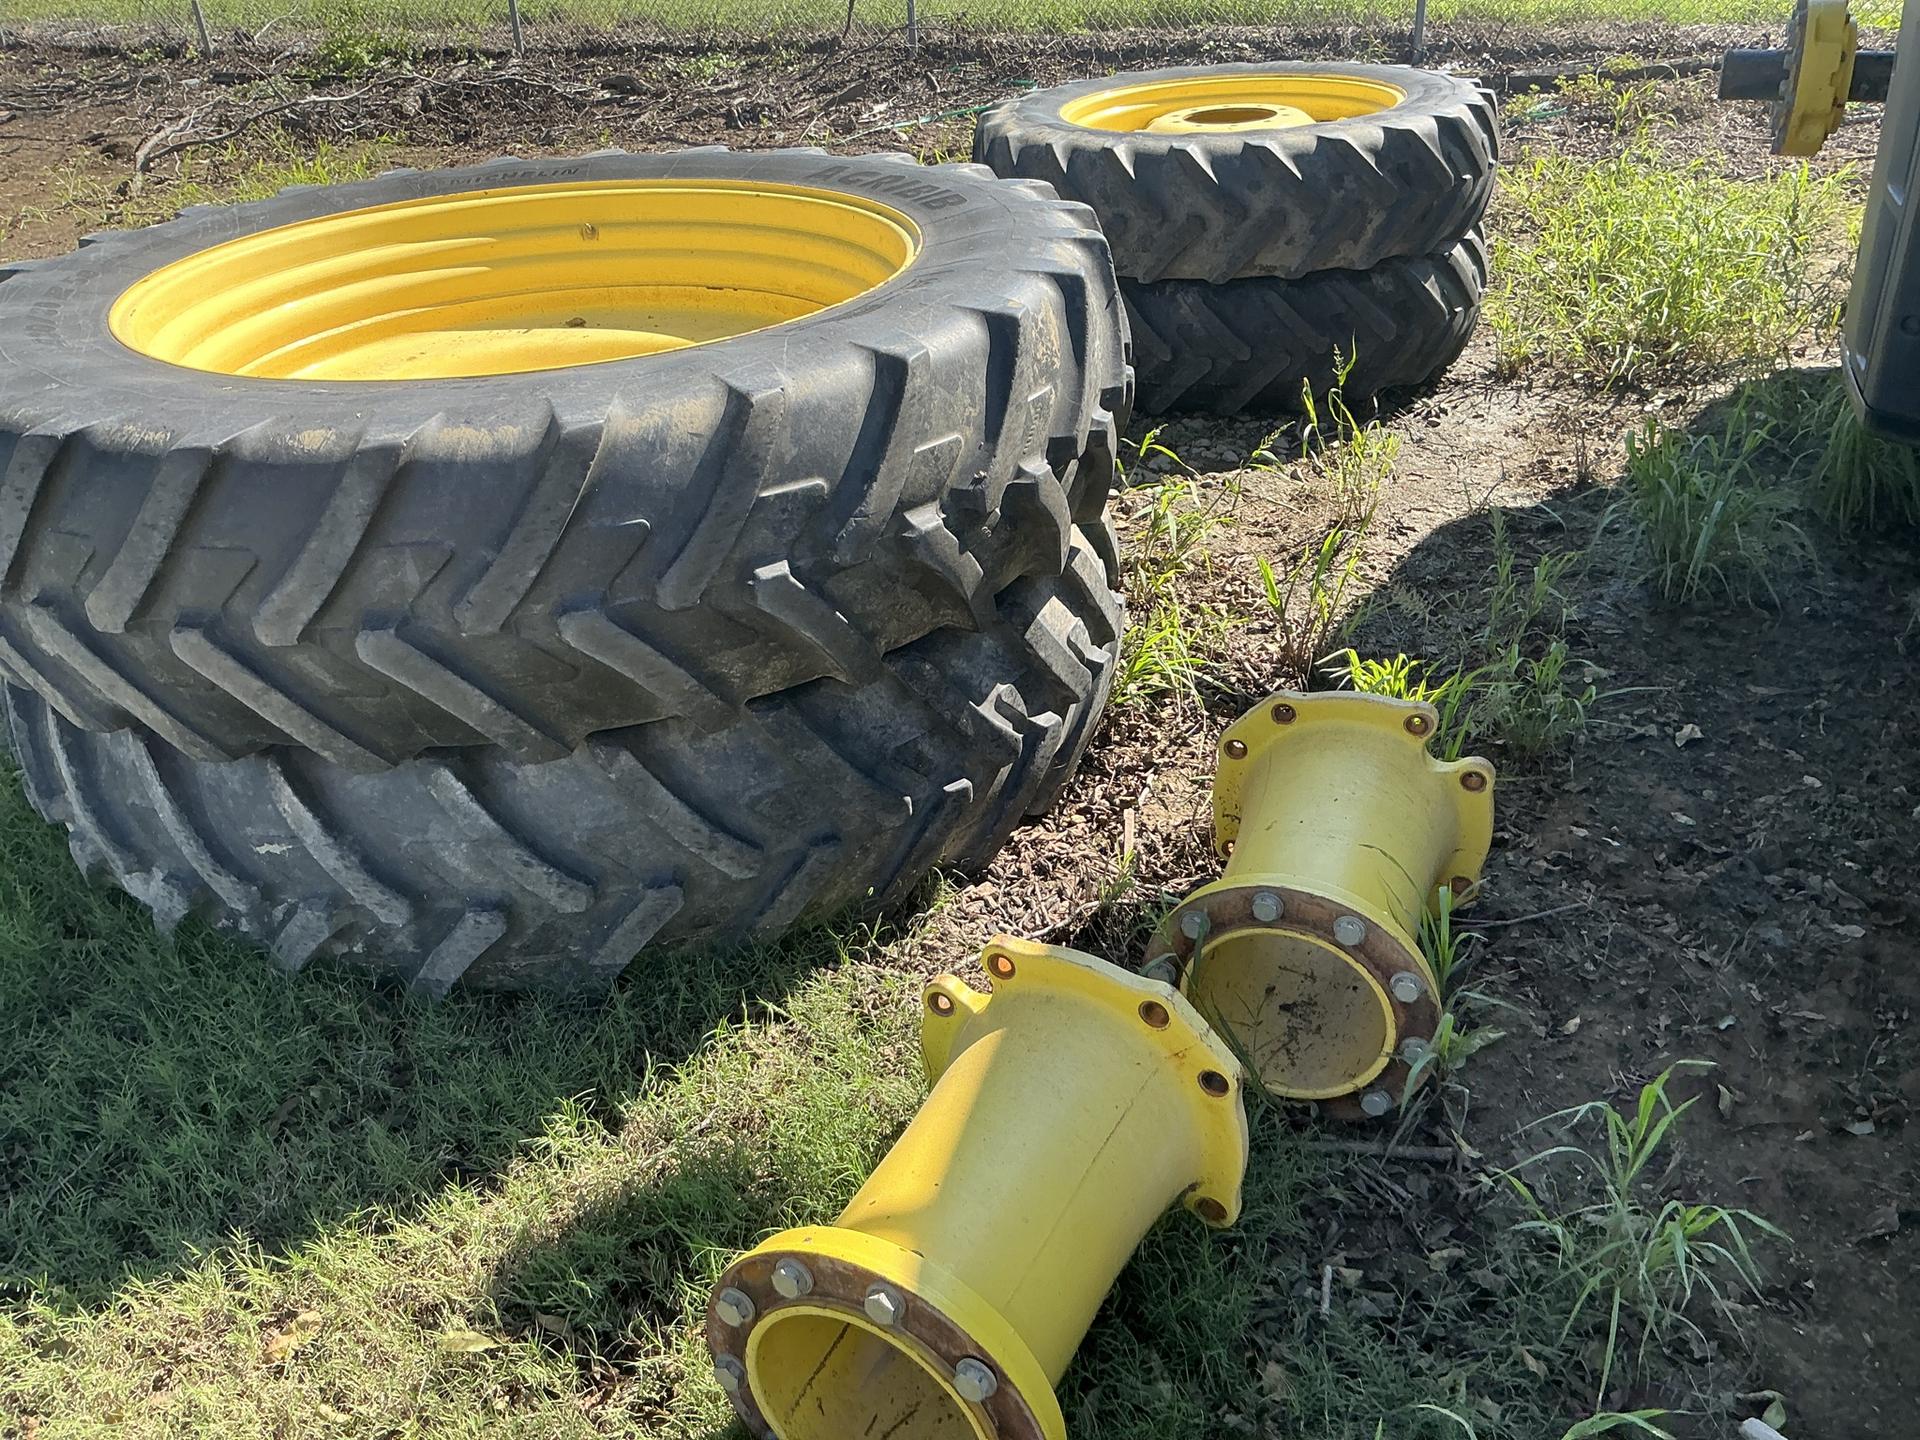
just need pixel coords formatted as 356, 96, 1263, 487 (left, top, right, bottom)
1, 28, 1914, 1440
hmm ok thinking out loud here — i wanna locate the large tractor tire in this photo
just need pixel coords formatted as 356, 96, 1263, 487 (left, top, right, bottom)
0, 150, 1128, 770
6, 527, 1121, 994
974, 64, 1499, 284
1124, 233, 1487, 416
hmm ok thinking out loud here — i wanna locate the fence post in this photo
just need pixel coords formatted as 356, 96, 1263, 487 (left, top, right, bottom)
189, 0, 213, 56
1410, 0, 1427, 62
906, 0, 919, 48
508, 0, 525, 56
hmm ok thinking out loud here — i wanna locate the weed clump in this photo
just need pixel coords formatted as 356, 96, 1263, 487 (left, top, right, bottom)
1488, 147, 1854, 385
1611, 412, 1810, 605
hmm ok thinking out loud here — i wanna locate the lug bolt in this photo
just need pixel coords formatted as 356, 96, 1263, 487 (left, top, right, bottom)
1224, 738, 1248, 759
865, 1285, 905, 1327
1389, 971, 1427, 1004
1250, 890, 1282, 923
714, 1287, 755, 1328
771, 1260, 814, 1300
1399, 1037, 1432, 1066
954, 1358, 999, 1403
1360, 1089, 1395, 1117
714, 1356, 746, 1393
1180, 910, 1210, 941
1332, 914, 1367, 947
1142, 955, 1180, 986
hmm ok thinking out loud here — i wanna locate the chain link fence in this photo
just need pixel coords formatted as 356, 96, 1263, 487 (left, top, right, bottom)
1, 0, 1899, 61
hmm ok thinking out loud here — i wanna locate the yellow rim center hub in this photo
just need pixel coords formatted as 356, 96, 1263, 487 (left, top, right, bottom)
1060, 73, 1405, 132
108, 179, 919, 381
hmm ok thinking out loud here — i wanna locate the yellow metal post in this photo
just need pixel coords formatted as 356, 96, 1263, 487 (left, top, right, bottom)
707, 937, 1249, 1440
1147, 691, 1494, 1118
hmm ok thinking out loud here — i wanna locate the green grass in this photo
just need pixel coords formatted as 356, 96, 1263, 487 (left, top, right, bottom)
1611, 410, 1811, 605
1112, 435, 1242, 708
1499, 1065, 1784, 1408
1488, 145, 1855, 387
1807, 380, 1920, 532
1257, 529, 1365, 689
1335, 516, 1597, 761
3, 0, 1865, 37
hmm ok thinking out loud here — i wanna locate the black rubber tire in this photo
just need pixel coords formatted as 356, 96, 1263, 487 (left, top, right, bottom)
974, 63, 1498, 284
4, 525, 1121, 993
0, 149, 1129, 771
1124, 233, 1487, 416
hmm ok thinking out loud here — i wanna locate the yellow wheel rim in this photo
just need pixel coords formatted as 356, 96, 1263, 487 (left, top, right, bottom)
109, 179, 919, 381
1059, 73, 1405, 133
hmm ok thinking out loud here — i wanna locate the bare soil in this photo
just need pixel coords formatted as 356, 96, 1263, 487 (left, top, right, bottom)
1, 30, 1913, 1440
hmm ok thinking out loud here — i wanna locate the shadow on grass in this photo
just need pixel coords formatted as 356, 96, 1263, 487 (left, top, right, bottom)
0, 758, 850, 1309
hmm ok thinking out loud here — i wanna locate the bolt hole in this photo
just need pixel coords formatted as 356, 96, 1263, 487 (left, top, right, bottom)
1460, 769, 1489, 793
1194, 1196, 1229, 1223
1271, 702, 1296, 724
1198, 1068, 1231, 1098
1223, 738, 1248, 759
1404, 713, 1431, 737
927, 990, 955, 1016
988, 952, 1016, 980
1138, 999, 1171, 1029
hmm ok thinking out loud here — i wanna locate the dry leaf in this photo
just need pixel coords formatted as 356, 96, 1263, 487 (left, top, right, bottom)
263, 1310, 323, 1364
436, 1328, 502, 1354
1673, 723, 1704, 747
1559, 1015, 1582, 1035
1516, 1345, 1549, 1379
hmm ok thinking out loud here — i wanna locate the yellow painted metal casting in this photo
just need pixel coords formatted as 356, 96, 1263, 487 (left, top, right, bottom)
707, 938, 1249, 1440
1777, 0, 1858, 155
109, 179, 918, 381
1058, 73, 1405, 133
1149, 691, 1494, 1117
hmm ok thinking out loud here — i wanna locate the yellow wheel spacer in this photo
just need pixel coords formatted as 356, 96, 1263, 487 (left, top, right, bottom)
1776, 0, 1858, 155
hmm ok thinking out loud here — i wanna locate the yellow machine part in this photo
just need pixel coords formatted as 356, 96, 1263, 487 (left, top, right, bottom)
1058, 73, 1405, 133
1151, 691, 1495, 1116
707, 938, 1249, 1440
108, 179, 917, 381
1779, 0, 1859, 155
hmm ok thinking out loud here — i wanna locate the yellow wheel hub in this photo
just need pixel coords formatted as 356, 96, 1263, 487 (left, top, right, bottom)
109, 179, 919, 381
1060, 73, 1404, 133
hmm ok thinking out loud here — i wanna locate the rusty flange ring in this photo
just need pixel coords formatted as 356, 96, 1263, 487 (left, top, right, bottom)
1144, 881, 1443, 1120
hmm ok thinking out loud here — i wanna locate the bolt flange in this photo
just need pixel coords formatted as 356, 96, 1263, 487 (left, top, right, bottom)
714, 1287, 755, 1328
864, 1285, 904, 1327
771, 1259, 814, 1300
954, 1357, 999, 1403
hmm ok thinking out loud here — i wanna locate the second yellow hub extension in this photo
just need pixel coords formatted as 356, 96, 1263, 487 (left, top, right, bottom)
706, 938, 1248, 1440
1148, 691, 1495, 1117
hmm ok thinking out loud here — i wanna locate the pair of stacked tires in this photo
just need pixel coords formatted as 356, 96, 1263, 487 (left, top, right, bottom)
977, 64, 1500, 415
0, 151, 1131, 992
